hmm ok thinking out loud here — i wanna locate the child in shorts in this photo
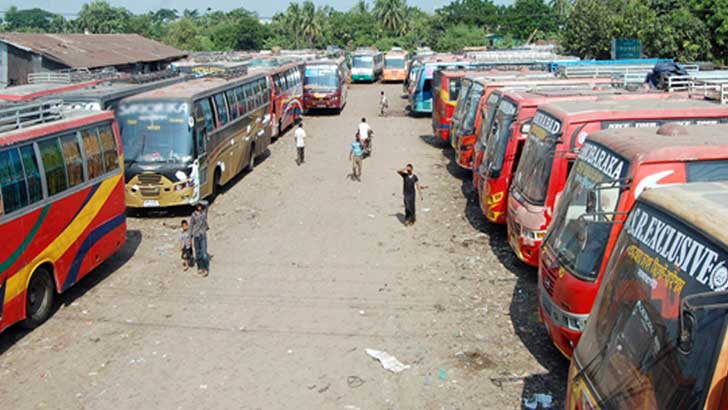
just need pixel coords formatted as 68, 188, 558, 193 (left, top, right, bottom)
180, 219, 193, 271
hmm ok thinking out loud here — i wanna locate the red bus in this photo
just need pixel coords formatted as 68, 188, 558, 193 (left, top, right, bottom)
302, 57, 349, 113
540, 124, 728, 358
451, 75, 609, 170
476, 88, 675, 224
567, 181, 728, 410
266, 62, 304, 137
507, 97, 728, 268
432, 69, 469, 142
0, 100, 126, 333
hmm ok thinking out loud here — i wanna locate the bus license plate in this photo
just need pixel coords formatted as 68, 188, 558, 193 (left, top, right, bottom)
143, 200, 159, 207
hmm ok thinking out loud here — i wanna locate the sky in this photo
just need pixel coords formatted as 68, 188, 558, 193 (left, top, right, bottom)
0, 0, 513, 19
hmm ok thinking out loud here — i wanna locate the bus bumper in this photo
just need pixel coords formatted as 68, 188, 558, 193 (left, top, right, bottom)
125, 176, 195, 208
352, 74, 374, 82
538, 280, 587, 359
480, 183, 507, 224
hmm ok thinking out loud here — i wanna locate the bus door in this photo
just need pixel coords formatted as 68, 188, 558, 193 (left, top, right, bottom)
193, 103, 210, 197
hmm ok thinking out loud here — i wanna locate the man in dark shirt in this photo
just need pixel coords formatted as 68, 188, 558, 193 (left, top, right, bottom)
397, 164, 426, 226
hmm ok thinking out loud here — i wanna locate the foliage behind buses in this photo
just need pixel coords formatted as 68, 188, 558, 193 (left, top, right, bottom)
0, 100, 126, 333
120, 71, 271, 208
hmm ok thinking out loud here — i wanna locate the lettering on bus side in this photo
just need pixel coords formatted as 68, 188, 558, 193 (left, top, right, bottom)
625, 206, 728, 292
602, 118, 726, 130
579, 142, 627, 181
532, 111, 561, 135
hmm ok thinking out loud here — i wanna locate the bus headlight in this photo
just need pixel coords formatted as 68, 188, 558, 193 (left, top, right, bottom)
567, 316, 587, 332
522, 228, 547, 241
174, 181, 192, 191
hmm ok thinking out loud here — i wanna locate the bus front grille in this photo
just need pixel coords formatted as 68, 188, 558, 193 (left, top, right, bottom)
140, 187, 160, 197
138, 173, 162, 185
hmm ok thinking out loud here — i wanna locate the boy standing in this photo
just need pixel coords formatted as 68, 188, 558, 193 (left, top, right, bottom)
180, 220, 193, 271
397, 164, 427, 226
295, 123, 306, 165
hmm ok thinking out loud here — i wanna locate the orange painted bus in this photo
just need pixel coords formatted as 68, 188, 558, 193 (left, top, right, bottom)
0, 100, 126, 332
383, 48, 409, 82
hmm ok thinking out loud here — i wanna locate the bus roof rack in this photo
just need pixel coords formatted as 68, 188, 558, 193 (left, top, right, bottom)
688, 79, 728, 104
0, 99, 64, 133
667, 70, 728, 92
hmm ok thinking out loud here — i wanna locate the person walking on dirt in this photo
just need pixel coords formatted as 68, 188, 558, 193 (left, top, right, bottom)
295, 123, 306, 165
350, 134, 365, 181
357, 118, 373, 154
397, 164, 427, 226
379, 91, 388, 117
190, 201, 210, 276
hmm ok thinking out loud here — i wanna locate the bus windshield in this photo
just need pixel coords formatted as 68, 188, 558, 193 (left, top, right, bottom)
460, 84, 485, 134
118, 101, 192, 164
511, 112, 562, 205
547, 142, 628, 280
448, 78, 462, 101
353, 56, 373, 68
475, 94, 501, 153
385, 57, 405, 69
452, 81, 473, 121
575, 202, 728, 409
304, 66, 339, 91
483, 99, 517, 176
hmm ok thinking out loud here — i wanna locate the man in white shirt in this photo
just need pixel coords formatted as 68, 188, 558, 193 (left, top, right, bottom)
295, 123, 306, 165
357, 118, 373, 153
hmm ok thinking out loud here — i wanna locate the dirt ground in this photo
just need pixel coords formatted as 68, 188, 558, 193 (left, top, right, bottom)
0, 83, 568, 409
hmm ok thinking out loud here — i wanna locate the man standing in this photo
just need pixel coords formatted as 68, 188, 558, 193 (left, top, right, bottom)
295, 123, 306, 165
190, 201, 210, 276
357, 118, 372, 155
349, 134, 365, 181
379, 91, 388, 117
397, 164, 426, 226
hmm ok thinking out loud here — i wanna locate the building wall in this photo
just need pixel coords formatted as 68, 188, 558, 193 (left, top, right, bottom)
0, 43, 67, 87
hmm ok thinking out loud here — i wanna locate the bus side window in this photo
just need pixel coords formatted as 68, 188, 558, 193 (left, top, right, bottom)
38, 138, 68, 196
198, 98, 215, 133
193, 103, 207, 157
214, 94, 229, 126
226, 90, 238, 120
81, 129, 104, 179
0, 148, 28, 214
60, 133, 85, 188
235, 87, 245, 116
98, 125, 119, 172
244, 84, 254, 112
19, 144, 42, 203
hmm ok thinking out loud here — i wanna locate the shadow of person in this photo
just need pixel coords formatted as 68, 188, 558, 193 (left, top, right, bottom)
391, 212, 406, 225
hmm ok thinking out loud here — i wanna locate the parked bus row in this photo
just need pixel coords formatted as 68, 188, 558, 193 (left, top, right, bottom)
425, 65, 728, 408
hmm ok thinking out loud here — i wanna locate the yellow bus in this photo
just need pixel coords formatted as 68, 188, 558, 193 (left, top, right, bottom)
119, 71, 272, 208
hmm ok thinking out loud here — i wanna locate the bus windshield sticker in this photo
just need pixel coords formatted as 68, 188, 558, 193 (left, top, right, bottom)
625, 206, 728, 292
579, 142, 628, 180
532, 111, 562, 135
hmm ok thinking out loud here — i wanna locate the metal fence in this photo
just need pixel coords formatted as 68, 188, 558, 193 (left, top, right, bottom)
0, 99, 64, 132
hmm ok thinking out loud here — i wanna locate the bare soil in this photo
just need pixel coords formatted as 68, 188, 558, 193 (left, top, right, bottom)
0, 83, 568, 410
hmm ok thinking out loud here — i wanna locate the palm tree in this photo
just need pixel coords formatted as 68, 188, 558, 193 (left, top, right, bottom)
283, 3, 303, 48
374, 0, 407, 35
352, 0, 369, 15
301, 1, 322, 48
549, 0, 574, 25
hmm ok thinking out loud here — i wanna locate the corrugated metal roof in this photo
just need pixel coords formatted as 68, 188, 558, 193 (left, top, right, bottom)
0, 33, 187, 69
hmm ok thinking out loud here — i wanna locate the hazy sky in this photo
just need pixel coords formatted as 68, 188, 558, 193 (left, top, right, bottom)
0, 0, 513, 19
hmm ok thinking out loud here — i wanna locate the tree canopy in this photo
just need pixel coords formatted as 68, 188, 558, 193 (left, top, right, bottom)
0, 0, 726, 62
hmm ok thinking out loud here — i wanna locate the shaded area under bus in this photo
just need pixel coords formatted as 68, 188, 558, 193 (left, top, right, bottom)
420, 131, 569, 408
0, 229, 142, 356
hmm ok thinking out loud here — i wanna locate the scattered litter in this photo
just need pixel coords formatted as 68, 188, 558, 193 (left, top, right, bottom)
359, 310, 365, 316
287, 350, 293, 354
524, 393, 552, 409
424, 373, 432, 385
365, 349, 410, 373
423, 208, 431, 213
367, 214, 376, 219
317, 383, 330, 393
343, 406, 360, 410
437, 369, 447, 381
346, 375, 364, 388
453, 329, 462, 338
199, 384, 208, 390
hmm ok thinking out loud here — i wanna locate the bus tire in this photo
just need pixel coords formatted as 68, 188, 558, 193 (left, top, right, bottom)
245, 145, 255, 172
21, 267, 55, 329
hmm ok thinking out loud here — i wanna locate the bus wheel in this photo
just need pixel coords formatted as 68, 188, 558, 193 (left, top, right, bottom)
21, 267, 55, 329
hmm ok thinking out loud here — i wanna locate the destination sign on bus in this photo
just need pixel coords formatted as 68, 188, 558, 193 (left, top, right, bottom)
626, 207, 728, 292
579, 142, 628, 180
532, 111, 562, 135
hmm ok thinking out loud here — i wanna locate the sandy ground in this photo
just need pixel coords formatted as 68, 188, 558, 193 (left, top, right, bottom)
0, 83, 568, 410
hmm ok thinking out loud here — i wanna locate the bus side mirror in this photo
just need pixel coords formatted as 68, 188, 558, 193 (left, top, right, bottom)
520, 122, 531, 134
679, 310, 696, 353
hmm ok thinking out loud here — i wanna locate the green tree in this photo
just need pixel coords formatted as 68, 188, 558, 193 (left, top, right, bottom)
689, 0, 728, 62
435, 23, 485, 52
300, 1, 323, 48
561, 0, 614, 58
4, 6, 65, 32
75, 0, 131, 33
642, 6, 711, 61
436, 0, 498, 30
502, 0, 558, 41
374, 0, 407, 35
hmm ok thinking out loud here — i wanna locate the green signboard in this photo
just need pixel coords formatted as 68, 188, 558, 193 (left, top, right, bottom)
611, 38, 642, 59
